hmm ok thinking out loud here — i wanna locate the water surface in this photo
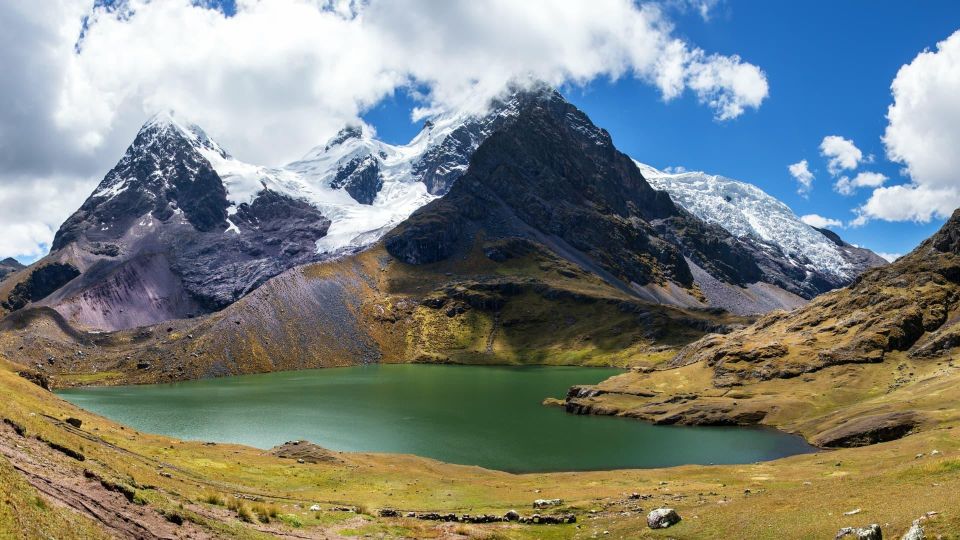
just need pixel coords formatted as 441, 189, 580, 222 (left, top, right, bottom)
58, 364, 814, 472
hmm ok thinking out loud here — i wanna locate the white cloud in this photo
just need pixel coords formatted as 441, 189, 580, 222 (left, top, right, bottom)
788, 159, 814, 195
819, 135, 863, 176
857, 29, 960, 224
0, 0, 769, 259
876, 252, 902, 263
858, 184, 960, 224
800, 214, 842, 229
834, 171, 888, 196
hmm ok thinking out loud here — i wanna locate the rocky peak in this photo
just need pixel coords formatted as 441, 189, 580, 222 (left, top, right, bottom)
927, 208, 960, 254
325, 125, 365, 151
51, 114, 230, 250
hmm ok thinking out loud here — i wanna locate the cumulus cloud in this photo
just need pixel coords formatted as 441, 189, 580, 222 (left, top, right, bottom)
876, 252, 902, 263
800, 214, 843, 229
834, 171, 888, 196
788, 159, 814, 195
0, 0, 768, 260
819, 135, 863, 176
855, 29, 960, 224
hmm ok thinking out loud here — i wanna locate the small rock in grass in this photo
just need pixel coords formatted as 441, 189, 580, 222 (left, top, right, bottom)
65, 417, 82, 428
844, 508, 862, 516
647, 508, 681, 529
309, 504, 320, 511
503, 510, 519, 521
533, 498, 562, 509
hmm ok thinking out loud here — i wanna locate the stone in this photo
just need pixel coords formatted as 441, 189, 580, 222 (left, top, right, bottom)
378, 508, 398, 518
309, 504, 321, 511
504, 510, 520, 521
835, 524, 882, 540
900, 521, 924, 540
65, 417, 82, 428
647, 508, 681, 529
533, 498, 563, 508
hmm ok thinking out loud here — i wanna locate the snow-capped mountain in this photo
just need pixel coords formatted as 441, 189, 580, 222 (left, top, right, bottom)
7, 89, 546, 331
2, 85, 887, 332
637, 162, 887, 297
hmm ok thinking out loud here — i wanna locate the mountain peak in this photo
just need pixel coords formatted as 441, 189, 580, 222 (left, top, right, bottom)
323, 124, 366, 152
926, 208, 960, 254
134, 111, 227, 160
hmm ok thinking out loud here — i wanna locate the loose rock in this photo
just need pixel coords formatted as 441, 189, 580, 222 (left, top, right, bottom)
835, 524, 882, 540
647, 508, 681, 529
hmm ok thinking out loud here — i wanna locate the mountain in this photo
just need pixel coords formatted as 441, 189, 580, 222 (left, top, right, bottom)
637, 164, 887, 299
562, 207, 960, 448
1, 86, 883, 335
0, 258, 24, 282
0, 94, 537, 331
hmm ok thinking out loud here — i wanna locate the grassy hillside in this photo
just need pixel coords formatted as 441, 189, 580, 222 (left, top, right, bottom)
0, 238, 740, 388
563, 210, 960, 446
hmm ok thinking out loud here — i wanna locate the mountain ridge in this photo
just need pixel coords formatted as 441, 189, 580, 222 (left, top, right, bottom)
2, 86, 885, 334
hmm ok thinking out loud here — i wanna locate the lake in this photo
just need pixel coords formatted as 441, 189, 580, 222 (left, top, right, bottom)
57, 364, 814, 472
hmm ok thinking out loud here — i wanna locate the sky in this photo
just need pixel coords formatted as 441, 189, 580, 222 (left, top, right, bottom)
1, 1, 959, 263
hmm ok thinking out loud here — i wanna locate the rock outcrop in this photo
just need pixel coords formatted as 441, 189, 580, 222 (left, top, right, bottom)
647, 508, 681, 529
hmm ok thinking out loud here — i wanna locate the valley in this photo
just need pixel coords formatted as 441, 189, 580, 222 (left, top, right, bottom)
0, 86, 954, 539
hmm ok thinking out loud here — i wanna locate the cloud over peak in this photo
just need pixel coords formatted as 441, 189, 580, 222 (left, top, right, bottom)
0, 0, 770, 259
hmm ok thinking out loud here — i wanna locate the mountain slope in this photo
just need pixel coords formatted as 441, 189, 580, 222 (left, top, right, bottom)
638, 164, 887, 298
561, 207, 960, 448
385, 90, 804, 314
0, 259, 24, 282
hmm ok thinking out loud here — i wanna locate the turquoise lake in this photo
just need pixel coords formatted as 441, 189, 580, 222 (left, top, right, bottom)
57, 364, 815, 472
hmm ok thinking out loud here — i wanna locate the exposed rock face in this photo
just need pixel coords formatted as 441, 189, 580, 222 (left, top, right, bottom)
331, 155, 383, 204
813, 411, 922, 448
2, 263, 80, 311
386, 89, 764, 298
646, 508, 681, 529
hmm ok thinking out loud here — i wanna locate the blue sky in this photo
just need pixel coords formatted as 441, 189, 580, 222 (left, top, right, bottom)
363, 1, 960, 258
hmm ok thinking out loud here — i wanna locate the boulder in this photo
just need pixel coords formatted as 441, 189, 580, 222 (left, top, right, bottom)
647, 508, 681, 529
835, 524, 882, 540
504, 510, 520, 521
533, 498, 563, 509
900, 521, 924, 540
